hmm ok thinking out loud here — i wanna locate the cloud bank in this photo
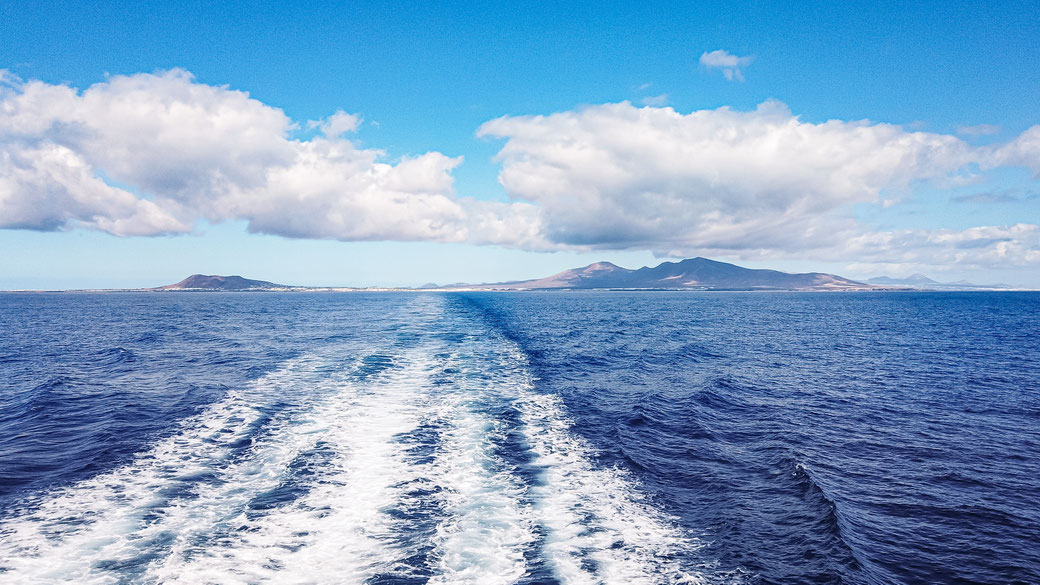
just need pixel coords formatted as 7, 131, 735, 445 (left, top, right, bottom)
0, 69, 475, 241
478, 101, 1040, 268
2, 70, 1039, 273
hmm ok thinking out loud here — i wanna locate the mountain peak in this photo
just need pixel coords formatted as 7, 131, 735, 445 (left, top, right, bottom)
906, 273, 939, 283
581, 261, 622, 271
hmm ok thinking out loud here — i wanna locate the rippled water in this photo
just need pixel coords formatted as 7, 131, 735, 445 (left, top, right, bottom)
0, 291, 1037, 584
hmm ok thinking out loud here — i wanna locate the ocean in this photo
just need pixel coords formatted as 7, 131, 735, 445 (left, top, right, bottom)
0, 291, 1037, 584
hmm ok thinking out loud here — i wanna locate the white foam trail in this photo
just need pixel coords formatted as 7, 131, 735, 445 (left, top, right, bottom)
500, 346, 706, 585
0, 296, 450, 585
0, 353, 331, 584
519, 392, 703, 585
145, 295, 539, 584
421, 322, 705, 585
156, 346, 540, 585
146, 349, 432, 584
426, 352, 537, 585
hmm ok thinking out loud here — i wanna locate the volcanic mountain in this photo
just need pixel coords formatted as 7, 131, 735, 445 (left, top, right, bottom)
158, 274, 287, 290
468, 257, 872, 291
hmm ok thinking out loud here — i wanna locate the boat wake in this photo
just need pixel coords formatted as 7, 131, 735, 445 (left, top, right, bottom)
0, 296, 708, 585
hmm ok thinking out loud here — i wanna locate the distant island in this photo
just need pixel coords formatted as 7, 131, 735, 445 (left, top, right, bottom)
158, 274, 288, 291
457, 257, 873, 291
152, 258, 896, 292
148, 259, 1021, 292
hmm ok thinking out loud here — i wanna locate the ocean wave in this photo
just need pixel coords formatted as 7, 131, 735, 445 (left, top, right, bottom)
95, 347, 137, 365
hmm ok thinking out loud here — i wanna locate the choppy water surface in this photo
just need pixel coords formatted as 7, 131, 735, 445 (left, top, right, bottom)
0, 291, 1037, 584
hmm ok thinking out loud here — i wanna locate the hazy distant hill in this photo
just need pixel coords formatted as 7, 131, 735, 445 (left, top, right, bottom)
867, 274, 1012, 290
465, 257, 874, 291
158, 274, 287, 290
867, 274, 942, 286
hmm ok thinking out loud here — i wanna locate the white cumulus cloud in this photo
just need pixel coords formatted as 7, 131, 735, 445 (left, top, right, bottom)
479, 100, 977, 251
0, 69, 472, 241
987, 124, 1040, 175
310, 110, 362, 138
0, 142, 189, 235
699, 49, 753, 81
477, 100, 1040, 268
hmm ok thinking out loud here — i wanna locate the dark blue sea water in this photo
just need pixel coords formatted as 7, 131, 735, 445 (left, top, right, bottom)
0, 291, 1038, 584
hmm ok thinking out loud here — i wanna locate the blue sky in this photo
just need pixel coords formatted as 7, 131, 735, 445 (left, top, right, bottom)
1, 0, 1038, 288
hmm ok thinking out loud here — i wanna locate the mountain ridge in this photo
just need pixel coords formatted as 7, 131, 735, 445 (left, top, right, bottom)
460, 257, 881, 291
866, 274, 1012, 290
